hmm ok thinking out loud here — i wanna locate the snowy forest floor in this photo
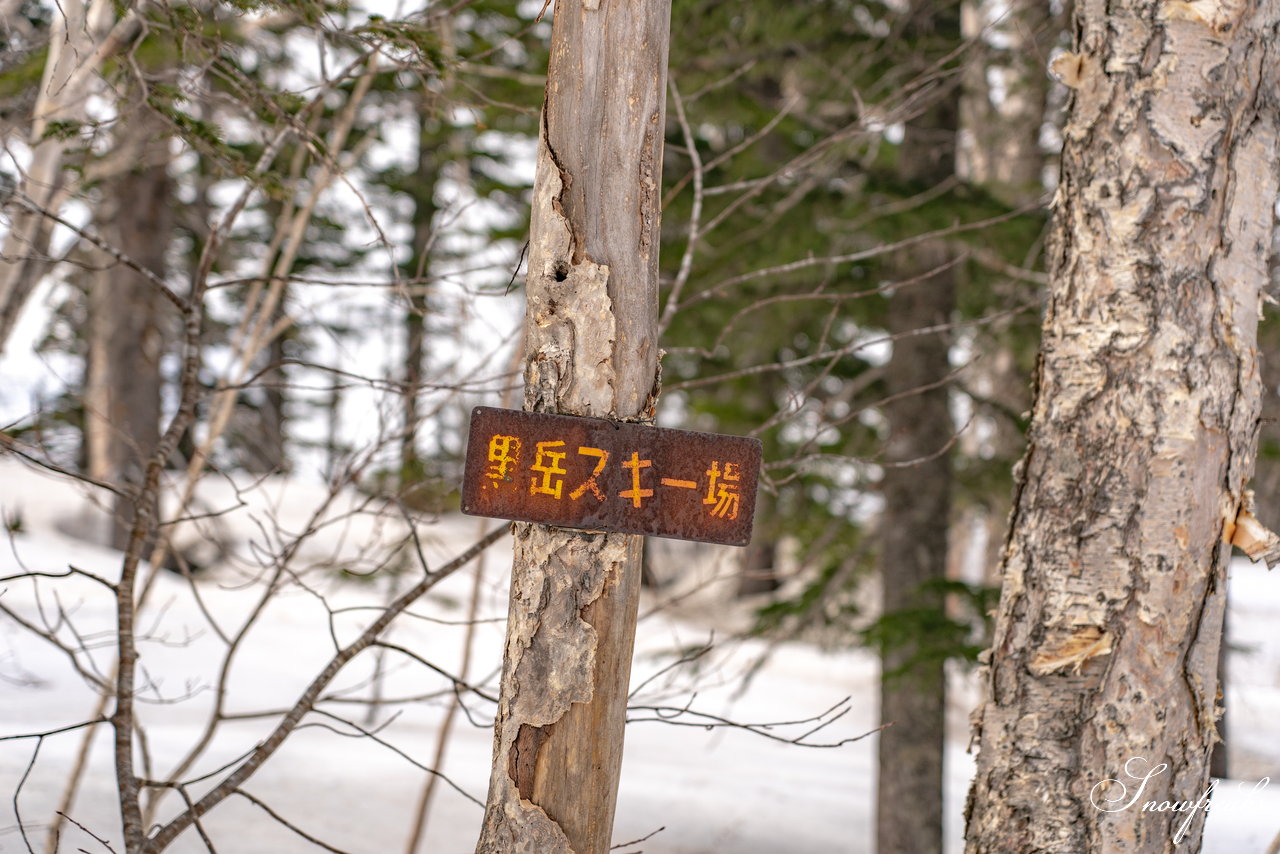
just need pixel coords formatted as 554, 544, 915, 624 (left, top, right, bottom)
1, 458, 1278, 853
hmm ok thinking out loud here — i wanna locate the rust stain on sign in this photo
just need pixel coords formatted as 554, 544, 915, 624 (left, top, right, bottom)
461, 407, 763, 546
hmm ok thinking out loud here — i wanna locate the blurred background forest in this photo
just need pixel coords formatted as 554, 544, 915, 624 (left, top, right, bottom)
0, 0, 1053, 642
1, 0, 1279, 852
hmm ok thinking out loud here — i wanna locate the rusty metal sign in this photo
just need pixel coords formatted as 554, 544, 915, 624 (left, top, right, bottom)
461, 407, 762, 546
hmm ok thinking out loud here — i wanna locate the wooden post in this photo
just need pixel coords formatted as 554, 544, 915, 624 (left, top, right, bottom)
473, 2, 671, 853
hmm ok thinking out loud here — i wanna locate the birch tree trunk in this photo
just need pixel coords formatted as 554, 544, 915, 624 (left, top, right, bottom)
473, 2, 670, 853
965, 1, 1280, 850
0, 0, 138, 351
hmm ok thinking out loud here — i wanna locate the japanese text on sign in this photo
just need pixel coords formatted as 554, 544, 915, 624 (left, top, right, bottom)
460, 407, 762, 546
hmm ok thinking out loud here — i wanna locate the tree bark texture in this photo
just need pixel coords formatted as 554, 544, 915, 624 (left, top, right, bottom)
473, 2, 670, 853
965, 2, 1280, 851
85, 105, 171, 551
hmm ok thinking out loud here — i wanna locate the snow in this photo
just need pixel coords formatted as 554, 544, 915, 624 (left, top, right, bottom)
1, 457, 1278, 853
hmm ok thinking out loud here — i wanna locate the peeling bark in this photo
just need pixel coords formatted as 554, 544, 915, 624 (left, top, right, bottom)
965, 2, 1280, 852
474, 2, 671, 853
478, 526, 638, 854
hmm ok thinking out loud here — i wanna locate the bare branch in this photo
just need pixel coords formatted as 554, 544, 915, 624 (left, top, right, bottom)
302, 709, 485, 809
673, 204, 1039, 317
5, 191, 189, 313
627, 695, 882, 748
232, 790, 357, 854
0, 599, 111, 692
139, 526, 506, 853
669, 305, 1026, 393
610, 826, 665, 851
0, 433, 128, 498
53, 811, 119, 854
371, 641, 499, 704
0, 566, 116, 592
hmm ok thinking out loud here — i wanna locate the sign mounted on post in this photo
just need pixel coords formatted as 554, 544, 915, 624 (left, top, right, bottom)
461, 406, 762, 546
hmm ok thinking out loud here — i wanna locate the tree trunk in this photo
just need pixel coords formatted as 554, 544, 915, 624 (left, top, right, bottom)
876, 243, 954, 854
235, 297, 289, 474
473, 3, 670, 854
84, 105, 171, 551
259, 303, 289, 472
965, 2, 1280, 851
231, 202, 288, 475
401, 92, 441, 484
875, 7, 960, 853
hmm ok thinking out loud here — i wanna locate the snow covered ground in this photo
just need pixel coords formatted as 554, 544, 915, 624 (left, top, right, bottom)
1, 457, 1277, 853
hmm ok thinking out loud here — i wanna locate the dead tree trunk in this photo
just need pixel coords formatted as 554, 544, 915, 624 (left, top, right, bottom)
473, 2, 671, 854
965, 2, 1280, 851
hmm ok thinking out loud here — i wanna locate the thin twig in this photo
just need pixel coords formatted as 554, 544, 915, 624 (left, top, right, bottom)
404, 516, 491, 853
675, 204, 1040, 316
626, 696, 881, 748
659, 79, 704, 336
302, 709, 485, 809
610, 826, 665, 850
13, 737, 41, 854
628, 636, 714, 700
53, 811, 119, 854
232, 790, 357, 854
